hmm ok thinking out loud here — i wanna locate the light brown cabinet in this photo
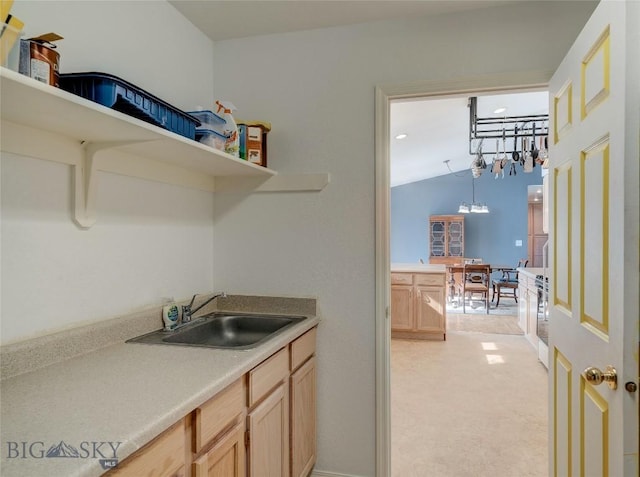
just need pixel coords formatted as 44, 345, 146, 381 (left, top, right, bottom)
390, 284, 413, 331
290, 328, 317, 477
193, 421, 246, 477
391, 272, 446, 340
247, 347, 290, 477
428, 215, 464, 265
247, 383, 289, 477
108, 326, 317, 477
415, 285, 446, 334
105, 420, 186, 477
192, 378, 246, 477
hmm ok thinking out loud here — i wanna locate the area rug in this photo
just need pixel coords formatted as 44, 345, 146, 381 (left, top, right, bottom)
446, 299, 523, 335
446, 313, 524, 335
446, 299, 518, 316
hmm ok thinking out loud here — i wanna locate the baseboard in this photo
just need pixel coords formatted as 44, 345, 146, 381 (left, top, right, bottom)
311, 470, 369, 477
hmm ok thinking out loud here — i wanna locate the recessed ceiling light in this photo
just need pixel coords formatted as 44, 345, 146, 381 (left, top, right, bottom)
395, 133, 408, 140
493, 107, 507, 114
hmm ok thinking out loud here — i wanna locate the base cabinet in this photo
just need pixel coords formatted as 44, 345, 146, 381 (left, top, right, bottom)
193, 421, 246, 477
108, 326, 317, 477
105, 420, 186, 477
247, 383, 289, 477
518, 273, 541, 350
291, 356, 317, 477
526, 287, 538, 347
390, 284, 413, 331
415, 286, 445, 334
391, 271, 446, 340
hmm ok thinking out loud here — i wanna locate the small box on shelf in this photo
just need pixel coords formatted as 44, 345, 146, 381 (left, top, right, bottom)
239, 121, 271, 167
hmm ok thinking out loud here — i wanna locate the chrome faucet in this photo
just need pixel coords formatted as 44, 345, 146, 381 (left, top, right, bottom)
181, 292, 227, 323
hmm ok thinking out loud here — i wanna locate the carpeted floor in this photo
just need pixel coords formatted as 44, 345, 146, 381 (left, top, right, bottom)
391, 332, 548, 477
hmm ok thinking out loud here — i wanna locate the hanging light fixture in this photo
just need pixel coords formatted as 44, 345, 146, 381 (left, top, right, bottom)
459, 177, 490, 214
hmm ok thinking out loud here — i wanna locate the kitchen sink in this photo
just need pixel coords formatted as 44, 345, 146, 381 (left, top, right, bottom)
127, 312, 307, 350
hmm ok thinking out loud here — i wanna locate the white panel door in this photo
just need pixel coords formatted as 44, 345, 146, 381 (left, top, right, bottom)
548, 1, 639, 476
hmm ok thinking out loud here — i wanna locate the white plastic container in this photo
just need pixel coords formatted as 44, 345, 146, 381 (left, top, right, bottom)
196, 129, 227, 151
162, 300, 180, 331
187, 109, 226, 134
215, 101, 239, 157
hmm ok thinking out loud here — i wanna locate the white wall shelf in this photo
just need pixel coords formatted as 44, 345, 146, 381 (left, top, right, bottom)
0, 67, 329, 227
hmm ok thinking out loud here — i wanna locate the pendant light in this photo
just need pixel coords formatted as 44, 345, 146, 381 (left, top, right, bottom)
459, 176, 489, 214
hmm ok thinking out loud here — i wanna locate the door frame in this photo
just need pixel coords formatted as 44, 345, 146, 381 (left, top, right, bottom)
374, 70, 552, 476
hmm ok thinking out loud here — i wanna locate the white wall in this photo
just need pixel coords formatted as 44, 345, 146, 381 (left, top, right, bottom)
11, 0, 213, 111
0, 0, 216, 344
210, 2, 596, 475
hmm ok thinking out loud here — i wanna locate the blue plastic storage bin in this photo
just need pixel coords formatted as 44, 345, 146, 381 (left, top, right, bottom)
59, 72, 200, 139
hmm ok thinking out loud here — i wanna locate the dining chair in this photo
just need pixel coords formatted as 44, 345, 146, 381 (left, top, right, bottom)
492, 258, 528, 306
457, 263, 491, 313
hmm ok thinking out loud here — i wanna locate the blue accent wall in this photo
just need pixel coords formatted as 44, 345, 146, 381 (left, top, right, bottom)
391, 169, 543, 266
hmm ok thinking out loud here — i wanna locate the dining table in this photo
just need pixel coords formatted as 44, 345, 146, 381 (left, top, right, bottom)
445, 263, 515, 304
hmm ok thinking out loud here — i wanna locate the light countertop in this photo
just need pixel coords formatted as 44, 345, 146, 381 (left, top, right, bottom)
0, 313, 319, 477
391, 263, 446, 273
518, 267, 546, 279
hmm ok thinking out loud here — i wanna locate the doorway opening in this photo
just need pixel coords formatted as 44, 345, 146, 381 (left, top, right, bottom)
374, 75, 551, 476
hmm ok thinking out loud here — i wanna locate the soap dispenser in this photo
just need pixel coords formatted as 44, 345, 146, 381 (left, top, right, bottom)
162, 298, 180, 331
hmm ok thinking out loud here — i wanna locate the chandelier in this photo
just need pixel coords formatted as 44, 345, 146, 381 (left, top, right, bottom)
458, 177, 489, 214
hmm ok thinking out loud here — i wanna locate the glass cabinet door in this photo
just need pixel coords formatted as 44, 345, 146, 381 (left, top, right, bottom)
429, 215, 464, 261
430, 221, 445, 257
448, 221, 464, 257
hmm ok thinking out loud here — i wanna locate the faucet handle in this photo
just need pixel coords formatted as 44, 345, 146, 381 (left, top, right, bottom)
181, 304, 192, 322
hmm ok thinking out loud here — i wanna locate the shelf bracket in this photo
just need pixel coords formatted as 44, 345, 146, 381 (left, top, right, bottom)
74, 140, 154, 228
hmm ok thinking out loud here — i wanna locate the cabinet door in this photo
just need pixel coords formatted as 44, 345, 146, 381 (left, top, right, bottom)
429, 220, 446, 257
526, 288, 538, 345
518, 281, 528, 332
447, 219, 464, 258
107, 421, 185, 477
192, 421, 245, 477
415, 286, 444, 333
390, 285, 413, 331
290, 357, 316, 477
247, 383, 289, 477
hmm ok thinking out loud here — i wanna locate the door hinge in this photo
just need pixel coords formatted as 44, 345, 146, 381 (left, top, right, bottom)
244, 430, 250, 448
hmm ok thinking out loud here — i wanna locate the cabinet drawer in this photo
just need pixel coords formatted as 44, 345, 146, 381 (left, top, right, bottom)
193, 378, 244, 453
249, 347, 289, 407
107, 420, 185, 476
290, 327, 317, 371
391, 273, 413, 285
414, 273, 445, 286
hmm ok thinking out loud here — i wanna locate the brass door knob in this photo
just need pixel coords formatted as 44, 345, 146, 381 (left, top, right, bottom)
583, 365, 617, 390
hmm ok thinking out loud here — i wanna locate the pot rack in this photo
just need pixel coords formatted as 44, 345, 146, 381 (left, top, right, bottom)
468, 96, 549, 155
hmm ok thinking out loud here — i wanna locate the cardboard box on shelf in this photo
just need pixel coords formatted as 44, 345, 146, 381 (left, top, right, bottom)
238, 121, 271, 167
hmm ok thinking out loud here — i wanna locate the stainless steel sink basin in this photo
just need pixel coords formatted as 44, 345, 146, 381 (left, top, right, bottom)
127, 312, 307, 350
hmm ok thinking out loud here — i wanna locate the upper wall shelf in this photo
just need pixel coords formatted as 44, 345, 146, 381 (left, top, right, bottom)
0, 67, 329, 227
0, 67, 276, 178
